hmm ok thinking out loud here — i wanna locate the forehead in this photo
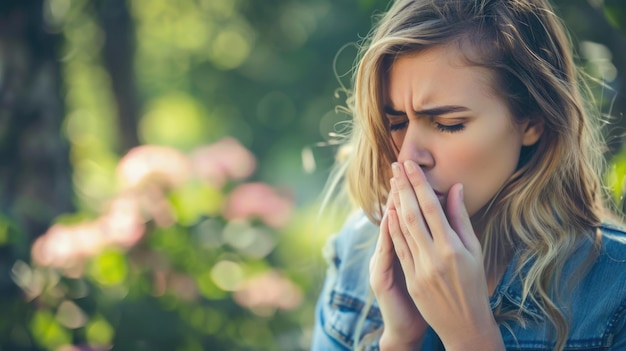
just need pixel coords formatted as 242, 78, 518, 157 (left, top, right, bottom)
383, 44, 500, 108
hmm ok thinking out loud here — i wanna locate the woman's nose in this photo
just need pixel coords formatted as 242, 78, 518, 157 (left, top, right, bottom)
396, 128, 434, 169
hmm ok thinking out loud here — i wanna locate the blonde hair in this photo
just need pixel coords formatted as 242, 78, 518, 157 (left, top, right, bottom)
329, 0, 610, 349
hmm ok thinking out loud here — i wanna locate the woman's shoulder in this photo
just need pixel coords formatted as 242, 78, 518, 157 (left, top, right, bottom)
330, 210, 379, 259
599, 222, 626, 249
596, 222, 626, 268
558, 223, 626, 346
314, 210, 382, 351
338, 209, 379, 238
499, 223, 626, 349
573, 222, 626, 288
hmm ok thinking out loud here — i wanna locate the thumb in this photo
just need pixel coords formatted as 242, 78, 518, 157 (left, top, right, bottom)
446, 183, 480, 254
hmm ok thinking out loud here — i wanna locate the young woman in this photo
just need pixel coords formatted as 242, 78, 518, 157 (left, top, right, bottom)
311, 0, 626, 350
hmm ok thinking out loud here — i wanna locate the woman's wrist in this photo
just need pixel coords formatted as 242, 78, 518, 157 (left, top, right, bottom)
441, 320, 505, 351
379, 331, 423, 351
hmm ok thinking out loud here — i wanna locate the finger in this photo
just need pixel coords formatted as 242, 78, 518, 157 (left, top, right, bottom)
392, 163, 433, 249
446, 183, 481, 255
370, 197, 397, 281
370, 223, 381, 272
374, 209, 395, 268
390, 178, 410, 236
390, 179, 423, 257
402, 160, 457, 246
387, 208, 416, 277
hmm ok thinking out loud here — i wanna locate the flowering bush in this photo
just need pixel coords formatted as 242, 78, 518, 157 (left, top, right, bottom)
10, 138, 323, 351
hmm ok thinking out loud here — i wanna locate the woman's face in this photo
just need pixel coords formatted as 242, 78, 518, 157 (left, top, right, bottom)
384, 45, 542, 217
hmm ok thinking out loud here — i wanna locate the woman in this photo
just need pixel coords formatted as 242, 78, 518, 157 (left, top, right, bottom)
311, 0, 626, 350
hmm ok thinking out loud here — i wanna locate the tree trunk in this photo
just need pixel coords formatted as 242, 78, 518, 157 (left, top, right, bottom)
0, 0, 73, 240
96, 0, 141, 153
0, 0, 73, 348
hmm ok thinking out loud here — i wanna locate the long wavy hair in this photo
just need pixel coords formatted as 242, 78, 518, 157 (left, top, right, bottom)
328, 0, 610, 349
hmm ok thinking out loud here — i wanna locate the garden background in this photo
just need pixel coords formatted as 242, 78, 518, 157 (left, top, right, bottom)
1, 0, 626, 350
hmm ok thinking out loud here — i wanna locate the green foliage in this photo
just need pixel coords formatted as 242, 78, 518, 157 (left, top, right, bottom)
604, 0, 626, 34
2, 136, 346, 350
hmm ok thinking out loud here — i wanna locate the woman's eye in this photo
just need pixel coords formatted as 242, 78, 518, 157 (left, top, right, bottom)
389, 121, 408, 131
435, 123, 465, 133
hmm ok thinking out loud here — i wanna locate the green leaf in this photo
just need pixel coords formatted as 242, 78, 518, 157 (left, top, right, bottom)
30, 310, 71, 349
88, 249, 129, 286
86, 315, 114, 346
169, 181, 224, 226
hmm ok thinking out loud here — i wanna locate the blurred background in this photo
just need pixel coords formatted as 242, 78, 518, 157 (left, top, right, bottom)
0, 0, 625, 350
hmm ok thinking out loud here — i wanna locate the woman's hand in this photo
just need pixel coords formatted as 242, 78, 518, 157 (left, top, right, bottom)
387, 160, 504, 351
370, 197, 427, 350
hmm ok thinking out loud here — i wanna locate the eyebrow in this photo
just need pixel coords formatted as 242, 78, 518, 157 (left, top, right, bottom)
383, 105, 470, 117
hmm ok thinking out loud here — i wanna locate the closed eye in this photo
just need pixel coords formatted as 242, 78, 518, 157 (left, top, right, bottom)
389, 121, 408, 131
389, 118, 466, 133
435, 123, 465, 133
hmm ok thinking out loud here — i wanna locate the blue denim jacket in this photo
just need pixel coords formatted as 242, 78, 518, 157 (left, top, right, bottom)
311, 211, 626, 350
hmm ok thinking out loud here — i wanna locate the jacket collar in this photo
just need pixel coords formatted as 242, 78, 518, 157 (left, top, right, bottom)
489, 253, 544, 320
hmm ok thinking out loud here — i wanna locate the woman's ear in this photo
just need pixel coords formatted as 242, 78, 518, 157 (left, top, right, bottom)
522, 118, 544, 146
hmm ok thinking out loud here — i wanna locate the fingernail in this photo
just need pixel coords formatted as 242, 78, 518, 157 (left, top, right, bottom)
392, 162, 400, 178
459, 184, 464, 201
390, 178, 397, 191
404, 160, 415, 174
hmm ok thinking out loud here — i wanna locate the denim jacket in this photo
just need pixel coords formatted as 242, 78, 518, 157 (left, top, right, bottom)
311, 211, 626, 350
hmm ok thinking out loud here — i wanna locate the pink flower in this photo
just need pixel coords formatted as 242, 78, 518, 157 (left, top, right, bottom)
222, 182, 293, 228
136, 184, 175, 228
99, 195, 145, 248
32, 224, 87, 270
117, 145, 192, 188
32, 195, 147, 274
56, 345, 111, 351
68, 222, 108, 259
190, 137, 256, 187
233, 270, 303, 312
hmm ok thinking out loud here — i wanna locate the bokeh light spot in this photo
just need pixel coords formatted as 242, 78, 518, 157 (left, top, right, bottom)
56, 300, 88, 329
210, 260, 244, 291
30, 310, 71, 349
86, 316, 114, 346
88, 250, 128, 286
195, 271, 227, 300
140, 93, 215, 151
210, 28, 252, 70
